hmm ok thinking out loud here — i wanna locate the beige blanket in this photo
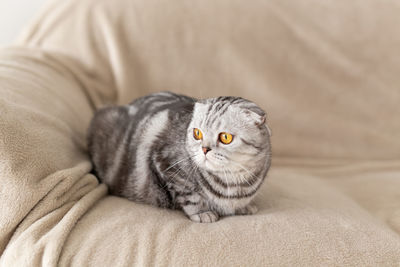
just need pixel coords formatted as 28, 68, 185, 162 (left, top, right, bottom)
1, 0, 400, 265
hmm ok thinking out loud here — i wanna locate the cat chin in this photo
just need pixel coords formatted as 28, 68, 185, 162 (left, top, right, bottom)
204, 160, 215, 170
203, 159, 225, 171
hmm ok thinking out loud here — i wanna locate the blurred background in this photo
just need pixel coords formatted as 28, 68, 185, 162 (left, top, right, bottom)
0, 0, 47, 46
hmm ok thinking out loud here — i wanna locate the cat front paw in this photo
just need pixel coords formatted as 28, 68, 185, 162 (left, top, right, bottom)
236, 204, 258, 215
190, 211, 219, 223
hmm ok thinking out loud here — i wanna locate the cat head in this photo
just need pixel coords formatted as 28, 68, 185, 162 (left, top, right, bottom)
186, 97, 271, 175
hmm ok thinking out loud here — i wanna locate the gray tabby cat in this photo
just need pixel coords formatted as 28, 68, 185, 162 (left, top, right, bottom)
88, 92, 271, 223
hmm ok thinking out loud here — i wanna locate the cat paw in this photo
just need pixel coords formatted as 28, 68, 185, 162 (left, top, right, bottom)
236, 204, 258, 215
190, 211, 219, 223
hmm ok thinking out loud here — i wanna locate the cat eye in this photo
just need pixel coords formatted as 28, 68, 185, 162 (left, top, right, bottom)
193, 128, 203, 140
219, 132, 233, 144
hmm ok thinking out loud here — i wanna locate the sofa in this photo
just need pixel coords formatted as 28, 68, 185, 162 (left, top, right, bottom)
1, 0, 400, 265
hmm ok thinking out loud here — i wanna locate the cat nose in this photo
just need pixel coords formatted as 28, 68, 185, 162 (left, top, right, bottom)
202, 147, 211, 155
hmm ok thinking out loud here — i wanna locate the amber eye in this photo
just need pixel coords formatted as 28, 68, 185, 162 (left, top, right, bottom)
219, 132, 233, 144
193, 128, 203, 140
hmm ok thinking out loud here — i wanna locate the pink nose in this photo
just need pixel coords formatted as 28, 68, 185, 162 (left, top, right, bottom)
202, 147, 211, 155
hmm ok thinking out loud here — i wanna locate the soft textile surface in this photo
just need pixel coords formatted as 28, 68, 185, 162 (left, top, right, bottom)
1, 0, 400, 266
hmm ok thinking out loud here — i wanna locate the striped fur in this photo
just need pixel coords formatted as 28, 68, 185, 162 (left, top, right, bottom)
88, 92, 271, 223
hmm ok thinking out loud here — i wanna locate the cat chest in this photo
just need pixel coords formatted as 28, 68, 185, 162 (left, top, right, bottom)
204, 190, 254, 214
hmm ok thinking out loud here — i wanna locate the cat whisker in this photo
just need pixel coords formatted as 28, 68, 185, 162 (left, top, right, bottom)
231, 168, 250, 186
230, 161, 258, 180
163, 168, 186, 191
164, 155, 196, 172
162, 161, 192, 189
227, 168, 240, 186
225, 168, 236, 186
172, 163, 198, 208
239, 172, 252, 187
183, 162, 198, 190
164, 155, 197, 190
168, 160, 192, 179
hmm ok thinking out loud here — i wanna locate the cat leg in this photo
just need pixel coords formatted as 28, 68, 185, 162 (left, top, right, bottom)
188, 210, 219, 223
177, 194, 219, 223
235, 203, 258, 215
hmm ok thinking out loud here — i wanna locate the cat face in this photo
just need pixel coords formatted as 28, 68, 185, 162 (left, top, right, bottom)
186, 98, 271, 177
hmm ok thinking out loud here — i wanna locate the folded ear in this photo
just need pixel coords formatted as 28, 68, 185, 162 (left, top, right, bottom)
256, 114, 266, 126
251, 112, 265, 126
254, 114, 272, 136
233, 99, 271, 135
242, 103, 265, 120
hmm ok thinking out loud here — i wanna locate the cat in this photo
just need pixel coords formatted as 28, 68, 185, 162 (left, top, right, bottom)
87, 91, 271, 223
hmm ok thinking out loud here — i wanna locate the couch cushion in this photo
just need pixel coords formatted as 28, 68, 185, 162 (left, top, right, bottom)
18, 0, 400, 159
0, 48, 106, 266
58, 163, 400, 266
